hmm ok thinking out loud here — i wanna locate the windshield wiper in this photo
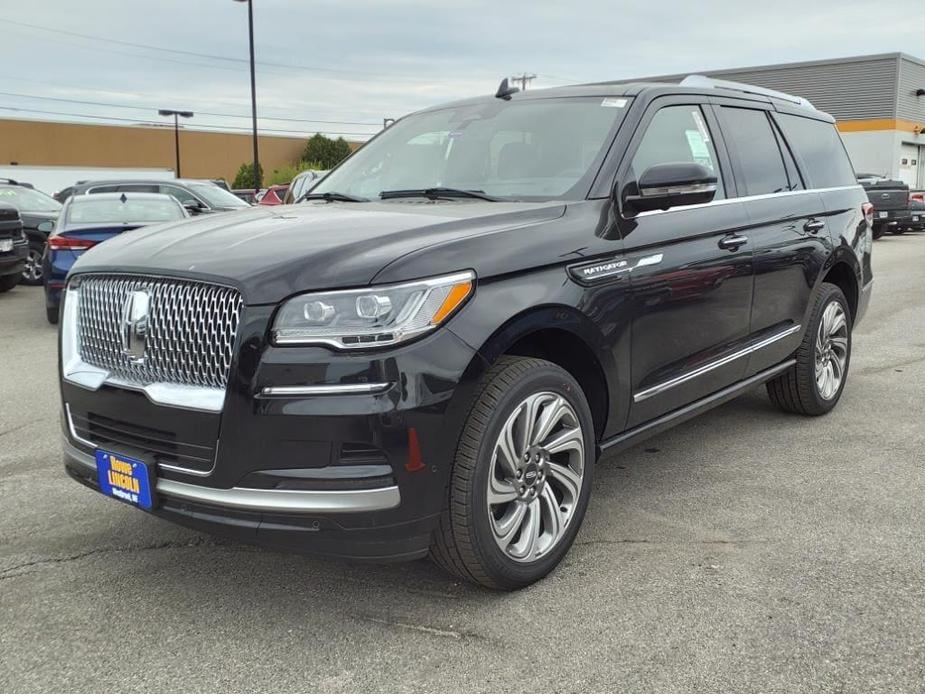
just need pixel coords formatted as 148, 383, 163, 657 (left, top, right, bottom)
298, 191, 368, 203
379, 187, 500, 202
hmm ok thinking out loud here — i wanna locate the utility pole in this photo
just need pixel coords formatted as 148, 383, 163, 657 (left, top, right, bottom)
510, 73, 536, 91
157, 110, 194, 177
234, 0, 260, 195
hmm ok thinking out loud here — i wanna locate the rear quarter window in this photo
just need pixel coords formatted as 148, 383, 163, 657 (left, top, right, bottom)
775, 114, 856, 189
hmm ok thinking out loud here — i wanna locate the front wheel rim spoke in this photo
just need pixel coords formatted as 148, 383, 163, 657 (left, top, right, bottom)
539, 485, 564, 542
543, 426, 583, 456
547, 460, 582, 500
510, 500, 541, 560
488, 475, 519, 505
493, 501, 527, 549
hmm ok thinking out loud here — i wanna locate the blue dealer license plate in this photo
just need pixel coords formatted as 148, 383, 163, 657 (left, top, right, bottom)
96, 450, 155, 510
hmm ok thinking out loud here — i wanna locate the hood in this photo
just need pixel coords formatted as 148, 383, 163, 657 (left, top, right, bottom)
71, 201, 565, 304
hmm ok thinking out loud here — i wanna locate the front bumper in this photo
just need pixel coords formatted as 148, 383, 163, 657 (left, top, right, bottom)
61, 304, 485, 561
0, 242, 27, 277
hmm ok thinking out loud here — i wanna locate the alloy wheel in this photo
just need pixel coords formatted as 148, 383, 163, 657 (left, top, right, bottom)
815, 301, 848, 400
23, 248, 43, 283
487, 391, 585, 563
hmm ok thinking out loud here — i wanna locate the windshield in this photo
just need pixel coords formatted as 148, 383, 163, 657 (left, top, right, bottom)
66, 197, 185, 224
314, 96, 630, 201
0, 185, 62, 213
189, 182, 250, 208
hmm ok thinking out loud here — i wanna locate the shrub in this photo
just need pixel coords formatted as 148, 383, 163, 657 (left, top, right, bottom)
267, 160, 324, 186
302, 134, 352, 169
232, 162, 264, 189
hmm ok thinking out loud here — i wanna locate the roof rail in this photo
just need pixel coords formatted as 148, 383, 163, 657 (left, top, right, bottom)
680, 74, 814, 109
0, 177, 34, 188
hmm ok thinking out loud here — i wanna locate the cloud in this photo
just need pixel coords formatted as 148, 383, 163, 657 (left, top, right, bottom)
0, 0, 920, 140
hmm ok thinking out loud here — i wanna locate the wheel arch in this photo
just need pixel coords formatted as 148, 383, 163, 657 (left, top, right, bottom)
455, 304, 618, 441
820, 250, 861, 323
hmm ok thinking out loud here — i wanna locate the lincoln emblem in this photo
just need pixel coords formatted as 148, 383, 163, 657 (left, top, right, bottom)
120, 290, 151, 363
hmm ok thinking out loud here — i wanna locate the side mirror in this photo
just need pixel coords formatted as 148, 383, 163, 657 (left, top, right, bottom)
623, 162, 717, 214
183, 200, 205, 215
37, 220, 55, 233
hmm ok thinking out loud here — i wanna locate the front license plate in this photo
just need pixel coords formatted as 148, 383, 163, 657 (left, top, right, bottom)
96, 450, 155, 510
0, 239, 12, 252
878, 211, 889, 219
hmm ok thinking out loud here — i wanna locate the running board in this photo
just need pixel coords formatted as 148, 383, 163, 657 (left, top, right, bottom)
599, 359, 796, 455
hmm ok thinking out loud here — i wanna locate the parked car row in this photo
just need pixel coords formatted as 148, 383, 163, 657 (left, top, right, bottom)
43, 192, 189, 323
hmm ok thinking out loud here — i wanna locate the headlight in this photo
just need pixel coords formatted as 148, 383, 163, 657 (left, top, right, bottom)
272, 271, 475, 349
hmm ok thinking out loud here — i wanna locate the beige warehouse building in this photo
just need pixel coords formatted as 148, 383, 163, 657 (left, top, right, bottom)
0, 118, 343, 184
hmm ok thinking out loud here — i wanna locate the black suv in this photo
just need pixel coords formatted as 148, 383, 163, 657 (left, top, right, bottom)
0, 204, 27, 293
60, 77, 872, 589
68, 179, 251, 215
0, 179, 61, 284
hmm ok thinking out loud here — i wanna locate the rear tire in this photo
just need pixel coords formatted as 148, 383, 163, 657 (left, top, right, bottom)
21, 241, 44, 285
430, 356, 595, 590
0, 273, 20, 293
46, 305, 59, 325
872, 226, 884, 240
766, 283, 851, 416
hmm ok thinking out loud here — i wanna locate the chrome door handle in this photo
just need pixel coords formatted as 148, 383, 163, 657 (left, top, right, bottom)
718, 234, 748, 251
804, 220, 826, 234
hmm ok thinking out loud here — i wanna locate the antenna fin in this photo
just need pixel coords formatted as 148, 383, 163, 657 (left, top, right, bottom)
495, 78, 520, 100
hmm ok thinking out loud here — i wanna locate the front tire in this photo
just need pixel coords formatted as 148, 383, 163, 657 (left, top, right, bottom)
767, 283, 851, 416
430, 356, 595, 590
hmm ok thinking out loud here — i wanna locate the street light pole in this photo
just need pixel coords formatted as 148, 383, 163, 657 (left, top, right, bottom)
235, 0, 260, 195
158, 109, 194, 177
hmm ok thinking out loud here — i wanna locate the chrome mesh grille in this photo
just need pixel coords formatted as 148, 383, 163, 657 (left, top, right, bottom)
76, 275, 243, 389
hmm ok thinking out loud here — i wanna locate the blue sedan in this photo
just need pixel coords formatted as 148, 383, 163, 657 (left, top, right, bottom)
43, 193, 188, 323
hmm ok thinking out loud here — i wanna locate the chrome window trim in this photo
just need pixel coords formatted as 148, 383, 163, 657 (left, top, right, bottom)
633, 324, 802, 403
63, 441, 401, 513
61, 283, 227, 413
631, 185, 862, 219
259, 383, 392, 397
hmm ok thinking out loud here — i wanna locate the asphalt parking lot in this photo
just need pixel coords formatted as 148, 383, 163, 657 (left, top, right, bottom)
1, 235, 924, 694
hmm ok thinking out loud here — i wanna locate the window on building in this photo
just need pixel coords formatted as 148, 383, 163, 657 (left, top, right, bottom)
721, 107, 791, 196
775, 113, 856, 188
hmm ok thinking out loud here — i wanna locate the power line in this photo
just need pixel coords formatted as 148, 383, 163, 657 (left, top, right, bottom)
0, 73, 388, 122
0, 106, 375, 137
0, 90, 382, 127
1, 18, 478, 83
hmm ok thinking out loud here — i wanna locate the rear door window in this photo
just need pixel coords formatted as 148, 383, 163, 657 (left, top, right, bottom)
775, 114, 856, 188
720, 107, 791, 196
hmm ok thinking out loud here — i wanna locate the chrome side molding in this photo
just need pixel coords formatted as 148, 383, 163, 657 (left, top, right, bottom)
634, 324, 802, 403
259, 383, 392, 397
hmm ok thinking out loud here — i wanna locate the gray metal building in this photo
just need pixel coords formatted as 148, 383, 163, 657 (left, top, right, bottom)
624, 53, 925, 186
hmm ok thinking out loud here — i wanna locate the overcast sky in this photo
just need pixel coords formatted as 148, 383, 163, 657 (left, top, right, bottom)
1, 0, 922, 141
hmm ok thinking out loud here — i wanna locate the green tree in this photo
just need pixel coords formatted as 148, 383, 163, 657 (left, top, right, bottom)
267, 160, 324, 186
232, 162, 264, 189
302, 134, 352, 169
